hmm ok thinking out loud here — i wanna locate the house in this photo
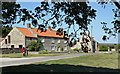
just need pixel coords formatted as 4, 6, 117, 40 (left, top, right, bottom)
1, 23, 70, 52
71, 32, 98, 52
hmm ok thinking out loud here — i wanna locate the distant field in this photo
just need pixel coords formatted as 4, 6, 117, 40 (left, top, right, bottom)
2, 53, 119, 72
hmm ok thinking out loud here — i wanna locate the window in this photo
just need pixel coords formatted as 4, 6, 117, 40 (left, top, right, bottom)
51, 38, 55, 44
57, 39, 60, 44
41, 38, 45, 43
51, 46, 55, 50
19, 45, 22, 48
64, 46, 67, 50
64, 40, 67, 44
30, 37, 32, 40
5, 39, 7, 44
8, 35, 10, 43
11, 45, 14, 48
80, 37, 83, 42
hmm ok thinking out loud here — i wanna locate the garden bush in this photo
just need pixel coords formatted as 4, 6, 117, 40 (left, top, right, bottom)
27, 40, 36, 51
99, 44, 108, 51
27, 39, 42, 51
39, 49, 48, 54
73, 48, 79, 52
115, 44, 120, 51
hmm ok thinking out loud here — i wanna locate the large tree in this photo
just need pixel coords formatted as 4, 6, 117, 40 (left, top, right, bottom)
2, 25, 13, 38
1, 0, 120, 44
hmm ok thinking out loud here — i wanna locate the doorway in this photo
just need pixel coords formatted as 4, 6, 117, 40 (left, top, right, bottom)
57, 46, 61, 52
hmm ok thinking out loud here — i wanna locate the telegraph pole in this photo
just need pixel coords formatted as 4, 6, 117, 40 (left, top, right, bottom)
91, 25, 93, 52
91, 25, 93, 38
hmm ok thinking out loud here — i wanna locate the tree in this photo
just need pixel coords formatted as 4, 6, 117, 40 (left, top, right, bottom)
35, 39, 42, 51
27, 40, 36, 51
1, 1, 96, 42
27, 39, 42, 51
115, 44, 120, 51
73, 39, 77, 45
99, 44, 108, 51
96, 0, 120, 40
2, 25, 13, 38
1, 0, 120, 43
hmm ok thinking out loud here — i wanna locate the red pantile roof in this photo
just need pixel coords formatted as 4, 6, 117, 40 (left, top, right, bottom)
16, 27, 68, 38
83, 32, 97, 42
31, 28, 65, 38
16, 27, 36, 38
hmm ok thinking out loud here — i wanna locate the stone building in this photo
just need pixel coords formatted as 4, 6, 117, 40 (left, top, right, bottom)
0, 37, 4, 48
1, 23, 69, 52
71, 32, 98, 52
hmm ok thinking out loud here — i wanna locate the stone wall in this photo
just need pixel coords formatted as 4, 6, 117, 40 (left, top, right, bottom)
0, 48, 21, 54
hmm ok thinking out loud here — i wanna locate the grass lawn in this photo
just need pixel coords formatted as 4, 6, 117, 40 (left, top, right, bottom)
2, 53, 119, 72
1, 52, 84, 58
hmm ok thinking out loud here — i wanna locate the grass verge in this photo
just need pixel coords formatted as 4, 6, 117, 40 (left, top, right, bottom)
1, 52, 84, 58
2, 53, 119, 72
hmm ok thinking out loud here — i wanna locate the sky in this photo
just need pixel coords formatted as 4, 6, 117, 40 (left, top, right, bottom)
14, 1, 118, 44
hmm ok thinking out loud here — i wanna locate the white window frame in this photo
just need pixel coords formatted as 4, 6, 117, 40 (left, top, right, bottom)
51, 46, 55, 50
41, 38, 45, 43
57, 39, 60, 44
64, 46, 67, 50
51, 38, 55, 43
64, 40, 67, 44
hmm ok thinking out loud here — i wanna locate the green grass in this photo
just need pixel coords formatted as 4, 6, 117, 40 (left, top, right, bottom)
2, 53, 119, 72
1, 52, 84, 58
35, 53, 118, 69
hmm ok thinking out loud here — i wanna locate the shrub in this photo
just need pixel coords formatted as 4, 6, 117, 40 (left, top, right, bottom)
115, 44, 120, 51
27, 40, 36, 51
27, 39, 42, 51
99, 44, 108, 51
39, 49, 48, 54
73, 48, 79, 52
61, 48, 64, 51
35, 39, 42, 51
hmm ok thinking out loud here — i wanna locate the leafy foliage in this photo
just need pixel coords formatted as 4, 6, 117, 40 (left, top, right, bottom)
115, 44, 120, 51
36, 39, 42, 51
73, 48, 79, 52
27, 39, 42, 51
99, 44, 108, 51
98, 1, 120, 41
2, 2, 96, 43
27, 40, 36, 51
39, 49, 48, 54
1, 1, 120, 43
2, 25, 13, 38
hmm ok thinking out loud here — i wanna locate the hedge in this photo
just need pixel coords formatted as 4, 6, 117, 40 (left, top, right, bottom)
99, 44, 108, 51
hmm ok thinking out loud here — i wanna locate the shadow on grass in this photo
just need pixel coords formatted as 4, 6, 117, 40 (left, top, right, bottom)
2, 64, 119, 72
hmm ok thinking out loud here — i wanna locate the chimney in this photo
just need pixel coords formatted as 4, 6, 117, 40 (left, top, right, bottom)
48, 26, 52, 31
27, 23, 31, 28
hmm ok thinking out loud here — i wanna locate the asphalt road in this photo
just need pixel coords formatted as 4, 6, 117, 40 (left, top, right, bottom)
0, 53, 95, 67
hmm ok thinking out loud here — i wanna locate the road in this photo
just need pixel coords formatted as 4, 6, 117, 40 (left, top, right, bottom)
0, 53, 96, 67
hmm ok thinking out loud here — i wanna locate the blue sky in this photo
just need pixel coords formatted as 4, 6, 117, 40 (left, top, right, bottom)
14, 2, 118, 44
